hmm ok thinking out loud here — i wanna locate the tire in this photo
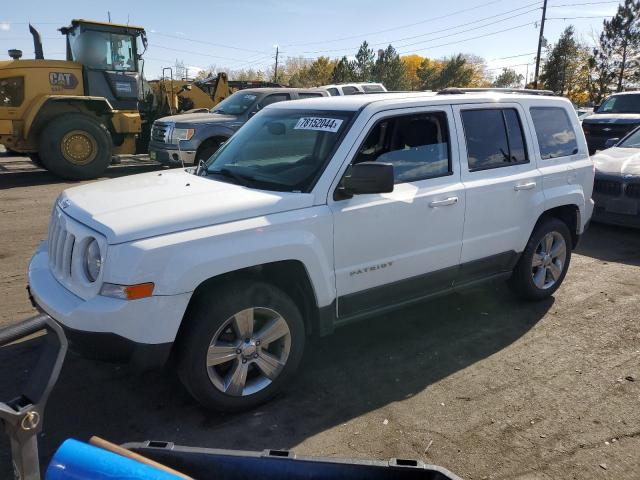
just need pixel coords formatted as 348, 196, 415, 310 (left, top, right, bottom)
195, 139, 225, 164
177, 280, 305, 411
509, 217, 572, 301
39, 113, 113, 180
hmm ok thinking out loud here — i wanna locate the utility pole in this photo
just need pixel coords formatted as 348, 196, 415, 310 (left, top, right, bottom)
533, 0, 548, 89
273, 45, 280, 84
108, 11, 111, 22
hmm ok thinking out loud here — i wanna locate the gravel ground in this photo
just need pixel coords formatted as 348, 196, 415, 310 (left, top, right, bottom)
0, 156, 639, 479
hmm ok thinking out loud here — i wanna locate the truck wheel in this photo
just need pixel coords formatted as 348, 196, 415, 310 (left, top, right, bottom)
509, 217, 572, 301
177, 280, 305, 411
195, 138, 225, 164
39, 113, 113, 180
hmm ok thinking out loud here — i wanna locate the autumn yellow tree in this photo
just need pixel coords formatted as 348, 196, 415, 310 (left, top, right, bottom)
401, 54, 425, 90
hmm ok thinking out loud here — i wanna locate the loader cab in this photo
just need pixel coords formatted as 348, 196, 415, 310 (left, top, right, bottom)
61, 20, 147, 110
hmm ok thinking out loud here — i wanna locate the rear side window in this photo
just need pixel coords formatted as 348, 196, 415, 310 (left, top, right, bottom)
353, 111, 451, 183
259, 93, 290, 107
363, 84, 384, 93
461, 108, 528, 171
341, 86, 359, 95
327, 88, 340, 96
297, 92, 324, 99
530, 107, 578, 159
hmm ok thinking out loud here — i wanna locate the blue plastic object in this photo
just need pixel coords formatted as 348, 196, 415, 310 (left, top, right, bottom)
45, 439, 183, 480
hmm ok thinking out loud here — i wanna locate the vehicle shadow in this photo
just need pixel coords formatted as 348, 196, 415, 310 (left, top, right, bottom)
0, 283, 551, 476
0, 161, 163, 190
576, 222, 640, 266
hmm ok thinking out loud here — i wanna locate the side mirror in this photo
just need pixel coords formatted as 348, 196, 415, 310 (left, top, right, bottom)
604, 137, 619, 149
341, 162, 394, 196
593, 104, 600, 112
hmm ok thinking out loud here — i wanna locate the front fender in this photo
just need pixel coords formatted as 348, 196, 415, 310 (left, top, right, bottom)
103, 206, 336, 308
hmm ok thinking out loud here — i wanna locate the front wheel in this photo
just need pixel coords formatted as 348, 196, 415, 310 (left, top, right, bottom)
39, 113, 113, 180
509, 217, 572, 301
177, 281, 305, 411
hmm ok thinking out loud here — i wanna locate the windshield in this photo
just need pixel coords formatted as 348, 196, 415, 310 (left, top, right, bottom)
619, 127, 640, 148
205, 109, 353, 192
597, 94, 640, 114
211, 92, 258, 115
70, 28, 137, 72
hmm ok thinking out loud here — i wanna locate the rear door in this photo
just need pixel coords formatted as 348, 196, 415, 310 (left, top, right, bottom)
330, 105, 466, 318
452, 103, 544, 281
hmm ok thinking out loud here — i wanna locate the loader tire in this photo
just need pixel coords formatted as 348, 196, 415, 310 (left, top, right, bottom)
39, 113, 113, 180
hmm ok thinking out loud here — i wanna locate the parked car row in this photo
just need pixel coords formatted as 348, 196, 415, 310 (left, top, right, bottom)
149, 83, 389, 166
30, 89, 595, 410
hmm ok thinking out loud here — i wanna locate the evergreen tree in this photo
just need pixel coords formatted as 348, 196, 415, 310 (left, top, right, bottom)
540, 26, 580, 95
332, 56, 357, 83
492, 68, 524, 88
417, 54, 475, 90
354, 41, 375, 82
591, 0, 640, 95
373, 45, 409, 90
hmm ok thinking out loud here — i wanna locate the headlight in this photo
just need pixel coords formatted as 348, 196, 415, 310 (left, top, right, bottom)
84, 238, 102, 282
170, 128, 195, 144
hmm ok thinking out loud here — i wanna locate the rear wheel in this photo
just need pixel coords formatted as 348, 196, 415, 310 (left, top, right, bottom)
39, 113, 113, 180
177, 280, 305, 411
509, 217, 572, 300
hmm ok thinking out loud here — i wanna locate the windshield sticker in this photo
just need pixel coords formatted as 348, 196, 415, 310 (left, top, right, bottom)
294, 117, 343, 132
243, 94, 257, 100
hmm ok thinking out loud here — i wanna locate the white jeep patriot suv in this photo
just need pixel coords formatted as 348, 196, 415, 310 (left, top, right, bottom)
29, 90, 594, 410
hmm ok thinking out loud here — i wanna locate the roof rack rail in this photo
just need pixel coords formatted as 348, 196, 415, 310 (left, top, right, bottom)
437, 87, 555, 96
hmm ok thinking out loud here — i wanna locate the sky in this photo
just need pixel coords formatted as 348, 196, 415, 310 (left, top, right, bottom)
0, 0, 622, 83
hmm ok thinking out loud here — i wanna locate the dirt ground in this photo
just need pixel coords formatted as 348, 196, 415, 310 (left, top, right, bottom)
1, 155, 639, 479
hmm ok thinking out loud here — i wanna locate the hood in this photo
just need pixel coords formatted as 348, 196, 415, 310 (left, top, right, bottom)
156, 112, 238, 125
582, 113, 640, 125
592, 147, 640, 177
59, 169, 313, 244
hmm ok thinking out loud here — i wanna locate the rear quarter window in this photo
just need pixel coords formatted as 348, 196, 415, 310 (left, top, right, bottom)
530, 107, 579, 159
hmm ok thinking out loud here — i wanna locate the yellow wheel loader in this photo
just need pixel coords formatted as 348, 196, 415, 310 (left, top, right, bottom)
0, 20, 146, 179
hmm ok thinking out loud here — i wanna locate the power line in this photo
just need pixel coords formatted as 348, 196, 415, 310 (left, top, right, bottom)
548, 0, 619, 6
146, 31, 267, 54
281, 0, 506, 47
398, 21, 536, 55
547, 15, 613, 19
297, 4, 542, 55
490, 51, 537, 60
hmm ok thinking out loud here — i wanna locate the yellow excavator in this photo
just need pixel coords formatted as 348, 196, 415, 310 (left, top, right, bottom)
0, 20, 233, 179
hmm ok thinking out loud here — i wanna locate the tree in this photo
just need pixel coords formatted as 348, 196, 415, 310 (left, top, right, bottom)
354, 41, 375, 82
591, 0, 640, 97
373, 45, 409, 90
492, 68, 524, 88
401, 54, 425, 90
306, 56, 336, 86
332, 56, 357, 83
417, 54, 476, 90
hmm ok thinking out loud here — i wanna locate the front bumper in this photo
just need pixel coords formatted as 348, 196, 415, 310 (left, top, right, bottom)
592, 193, 640, 228
148, 144, 196, 166
28, 242, 192, 368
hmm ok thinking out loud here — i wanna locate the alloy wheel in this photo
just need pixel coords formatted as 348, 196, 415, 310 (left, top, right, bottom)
206, 307, 291, 397
531, 231, 567, 290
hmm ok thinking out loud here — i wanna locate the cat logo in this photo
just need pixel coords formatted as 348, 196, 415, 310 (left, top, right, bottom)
49, 72, 78, 90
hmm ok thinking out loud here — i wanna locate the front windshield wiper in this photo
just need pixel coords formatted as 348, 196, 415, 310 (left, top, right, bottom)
207, 167, 254, 186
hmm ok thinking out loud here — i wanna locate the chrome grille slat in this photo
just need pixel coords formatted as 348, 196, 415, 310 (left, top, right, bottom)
62, 234, 75, 278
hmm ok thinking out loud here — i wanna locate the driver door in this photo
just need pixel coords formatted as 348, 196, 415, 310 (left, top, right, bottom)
330, 106, 465, 319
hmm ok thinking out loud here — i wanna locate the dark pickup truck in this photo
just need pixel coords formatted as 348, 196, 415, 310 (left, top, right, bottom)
149, 88, 328, 166
582, 91, 640, 154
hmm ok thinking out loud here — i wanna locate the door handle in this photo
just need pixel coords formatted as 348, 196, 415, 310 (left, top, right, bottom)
429, 196, 458, 207
514, 181, 536, 191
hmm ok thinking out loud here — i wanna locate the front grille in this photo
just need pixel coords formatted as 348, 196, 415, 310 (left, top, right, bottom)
48, 210, 75, 281
584, 123, 638, 140
151, 122, 171, 144
593, 179, 622, 196
626, 183, 640, 199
